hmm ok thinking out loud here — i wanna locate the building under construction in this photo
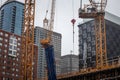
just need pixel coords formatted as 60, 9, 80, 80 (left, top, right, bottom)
1, 0, 120, 80
78, 12, 120, 69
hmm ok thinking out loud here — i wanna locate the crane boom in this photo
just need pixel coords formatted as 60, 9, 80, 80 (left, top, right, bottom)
20, 0, 35, 80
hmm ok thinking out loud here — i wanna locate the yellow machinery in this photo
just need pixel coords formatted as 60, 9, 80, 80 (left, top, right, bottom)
40, 0, 56, 46
40, 0, 57, 80
20, 0, 56, 79
79, 0, 107, 69
20, 0, 108, 79
20, 0, 35, 80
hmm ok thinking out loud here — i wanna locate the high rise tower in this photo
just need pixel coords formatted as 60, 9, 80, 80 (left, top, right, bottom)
34, 26, 62, 79
0, 0, 24, 36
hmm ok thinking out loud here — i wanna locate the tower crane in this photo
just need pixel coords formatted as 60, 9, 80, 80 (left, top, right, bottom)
79, 0, 107, 69
40, 0, 57, 80
20, 0, 35, 80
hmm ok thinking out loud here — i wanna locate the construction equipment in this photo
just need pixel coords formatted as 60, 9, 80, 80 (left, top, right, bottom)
71, 0, 76, 54
20, 0, 35, 80
79, 0, 107, 69
40, 0, 57, 80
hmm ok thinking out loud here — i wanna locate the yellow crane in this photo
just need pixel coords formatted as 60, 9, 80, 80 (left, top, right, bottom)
40, 0, 56, 46
40, 0, 57, 80
20, 0, 35, 80
79, 0, 107, 68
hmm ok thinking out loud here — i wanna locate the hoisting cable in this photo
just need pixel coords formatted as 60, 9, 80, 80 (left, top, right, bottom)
71, 0, 76, 54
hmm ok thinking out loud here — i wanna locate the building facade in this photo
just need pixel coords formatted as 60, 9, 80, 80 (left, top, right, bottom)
0, 0, 24, 36
0, 29, 21, 80
33, 45, 38, 80
78, 12, 120, 69
34, 26, 62, 79
0, 29, 38, 80
61, 54, 79, 74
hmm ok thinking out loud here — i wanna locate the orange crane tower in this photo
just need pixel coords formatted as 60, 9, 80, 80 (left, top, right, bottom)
79, 0, 107, 68
20, 0, 35, 80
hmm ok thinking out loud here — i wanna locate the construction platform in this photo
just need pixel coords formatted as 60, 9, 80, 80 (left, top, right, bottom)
57, 57, 120, 80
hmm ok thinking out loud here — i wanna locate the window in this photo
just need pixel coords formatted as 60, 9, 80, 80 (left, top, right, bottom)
4, 61, 6, 64
0, 10, 4, 28
12, 68, 15, 71
0, 32, 3, 35
12, 74, 14, 76
0, 43, 2, 46
16, 69, 18, 72
18, 42, 20, 46
0, 37, 3, 40
13, 51, 16, 55
17, 48, 20, 51
5, 33, 8, 37
10, 39, 13, 43
8, 36, 17, 57
16, 58, 18, 61
14, 40, 17, 45
9, 45, 12, 49
5, 39, 8, 42
2, 66, 5, 69
18, 38, 21, 41
14, 46, 17, 50
16, 74, 18, 77
9, 50, 12, 54
4, 44, 7, 48
2, 72, 5, 74
4, 50, 7, 53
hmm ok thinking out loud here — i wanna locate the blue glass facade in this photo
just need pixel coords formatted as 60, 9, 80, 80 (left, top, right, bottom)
0, 0, 24, 36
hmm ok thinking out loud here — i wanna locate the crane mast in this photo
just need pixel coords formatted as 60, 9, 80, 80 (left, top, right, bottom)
40, 0, 57, 80
79, 0, 107, 68
41, 0, 56, 45
20, 0, 35, 80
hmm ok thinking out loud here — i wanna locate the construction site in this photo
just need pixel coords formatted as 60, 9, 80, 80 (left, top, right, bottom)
0, 0, 120, 80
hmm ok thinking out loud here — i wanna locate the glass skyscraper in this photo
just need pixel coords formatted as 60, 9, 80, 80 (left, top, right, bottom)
0, 0, 24, 36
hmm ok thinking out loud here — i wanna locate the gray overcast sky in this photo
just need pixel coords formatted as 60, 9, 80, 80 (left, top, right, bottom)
1, 0, 120, 55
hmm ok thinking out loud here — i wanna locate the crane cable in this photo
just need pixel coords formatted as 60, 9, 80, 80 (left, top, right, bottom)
45, 0, 50, 17
71, 0, 76, 54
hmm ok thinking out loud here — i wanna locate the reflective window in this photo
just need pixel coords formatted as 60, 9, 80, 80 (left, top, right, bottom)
8, 36, 17, 57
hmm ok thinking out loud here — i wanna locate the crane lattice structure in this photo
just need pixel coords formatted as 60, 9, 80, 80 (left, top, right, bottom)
41, 0, 56, 46
79, 0, 107, 69
57, 0, 120, 80
20, 0, 35, 80
40, 0, 57, 80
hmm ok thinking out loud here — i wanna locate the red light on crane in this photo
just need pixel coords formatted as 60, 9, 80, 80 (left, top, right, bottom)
71, 19, 76, 26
